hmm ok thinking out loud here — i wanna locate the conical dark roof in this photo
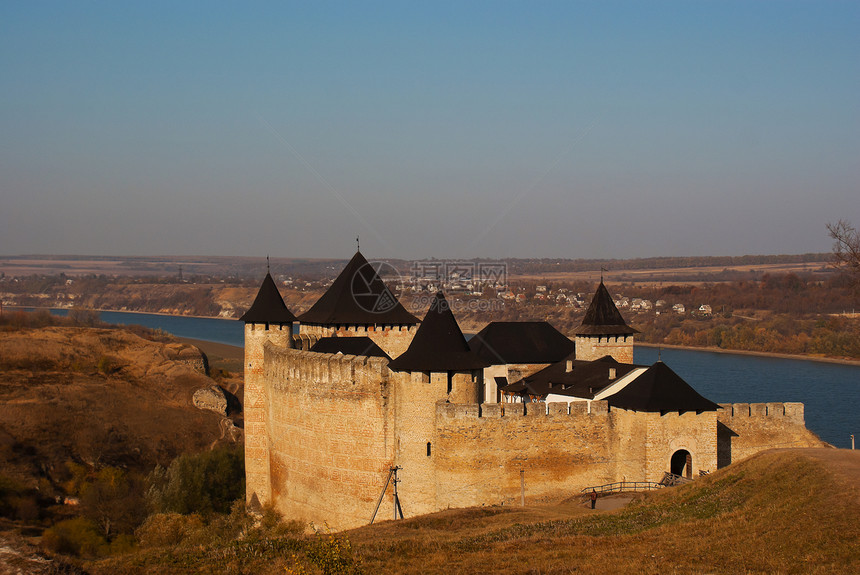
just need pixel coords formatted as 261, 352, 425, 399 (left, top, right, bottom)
606, 361, 720, 413
298, 251, 419, 326
575, 281, 638, 336
388, 292, 489, 372
240, 272, 298, 324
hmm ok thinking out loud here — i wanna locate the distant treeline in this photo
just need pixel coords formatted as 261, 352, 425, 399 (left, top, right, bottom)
502, 253, 831, 275
3, 252, 832, 280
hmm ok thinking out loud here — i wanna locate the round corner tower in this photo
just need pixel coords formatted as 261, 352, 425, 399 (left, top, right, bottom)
240, 271, 297, 508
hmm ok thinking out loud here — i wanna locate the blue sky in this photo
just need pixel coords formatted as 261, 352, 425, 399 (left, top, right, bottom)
1, 1, 858, 259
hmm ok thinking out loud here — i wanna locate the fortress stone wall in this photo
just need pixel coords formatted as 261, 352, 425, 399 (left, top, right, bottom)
246, 343, 824, 531
262, 345, 396, 528
716, 402, 820, 466
429, 402, 717, 512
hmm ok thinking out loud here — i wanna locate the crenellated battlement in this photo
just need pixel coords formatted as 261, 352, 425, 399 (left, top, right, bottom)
291, 333, 321, 350
435, 400, 615, 420
263, 343, 391, 395
718, 402, 804, 425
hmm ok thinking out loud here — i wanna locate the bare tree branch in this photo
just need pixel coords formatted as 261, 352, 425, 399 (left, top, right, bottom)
827, 220, 860, 281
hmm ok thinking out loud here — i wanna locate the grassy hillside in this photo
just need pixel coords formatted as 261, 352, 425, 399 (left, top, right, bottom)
0, 326, 237, 477
85, 448, 858, 575
0, 320, 244, 537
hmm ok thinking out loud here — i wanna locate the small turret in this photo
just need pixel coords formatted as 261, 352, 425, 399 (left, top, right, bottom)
575, 281, 637, 362
241, 269, 297, 509
389, 292, 488, 403
240, 272, 298, 326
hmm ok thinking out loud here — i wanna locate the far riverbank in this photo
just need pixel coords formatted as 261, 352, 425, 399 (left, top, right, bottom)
636, 342, 860, 367
12, 306, 860, 367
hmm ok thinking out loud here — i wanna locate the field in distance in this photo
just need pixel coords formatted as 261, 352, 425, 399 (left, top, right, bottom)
0, 253, 833, 285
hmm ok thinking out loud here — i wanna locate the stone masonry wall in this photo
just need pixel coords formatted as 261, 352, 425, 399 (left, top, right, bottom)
716, 402, 827, 466
430, 402, 717, 510
263, 346, 396, 530
574, 335, 634, 363
433, 402, 614, 509
388, 369, 484, 519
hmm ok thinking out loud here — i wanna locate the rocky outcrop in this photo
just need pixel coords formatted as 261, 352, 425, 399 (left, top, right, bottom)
193, 385, 228, 416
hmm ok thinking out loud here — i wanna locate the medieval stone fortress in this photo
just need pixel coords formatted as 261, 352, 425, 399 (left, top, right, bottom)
242, 251, 823, 530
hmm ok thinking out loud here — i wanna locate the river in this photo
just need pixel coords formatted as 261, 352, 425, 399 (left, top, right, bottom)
27, 309, 860, 449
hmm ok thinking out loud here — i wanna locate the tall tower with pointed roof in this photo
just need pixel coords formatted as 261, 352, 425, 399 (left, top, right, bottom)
574, 280, 638, 362
389, 291, 488, 403
297, 250, 419, 357
386, 292, 488, 511
240, 271, 297, 508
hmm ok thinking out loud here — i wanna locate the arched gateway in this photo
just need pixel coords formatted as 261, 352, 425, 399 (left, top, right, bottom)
671, 449, 693, 479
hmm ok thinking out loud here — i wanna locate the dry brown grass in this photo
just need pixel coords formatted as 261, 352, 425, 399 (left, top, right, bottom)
344, 448, 860, 574
0, 327, 235, 483
85, 448, 859, 575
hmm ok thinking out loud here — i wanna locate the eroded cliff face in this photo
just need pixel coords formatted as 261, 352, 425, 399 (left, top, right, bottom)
0, 326, 239, 488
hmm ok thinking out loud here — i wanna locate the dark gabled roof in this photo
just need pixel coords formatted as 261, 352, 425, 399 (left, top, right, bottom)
239, 272, 298, 324
388, 292, 489, 372
575, 281, 638, 336
469, 322, 575, 365
298, 251, 419, 326
310, 336, 391, 360
606, 361, 720, 413
502, 355, 640, 399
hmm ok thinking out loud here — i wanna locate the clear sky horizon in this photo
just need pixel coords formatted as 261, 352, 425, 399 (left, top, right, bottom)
1, 1, 857, 260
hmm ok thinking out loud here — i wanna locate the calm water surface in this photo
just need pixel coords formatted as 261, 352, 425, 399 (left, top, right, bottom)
41, 309, 245, 347
33, 309, 860, 448
634, 347, 860, 449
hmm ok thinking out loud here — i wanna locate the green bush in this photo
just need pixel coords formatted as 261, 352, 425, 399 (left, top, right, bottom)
109, 533, 137, 555
42, 517, 108, 558
286, 530, 364, 575
147, 446, 245, 515
97, 355, 122, 374
0, 474, 34, 520
135, 512, 205, 548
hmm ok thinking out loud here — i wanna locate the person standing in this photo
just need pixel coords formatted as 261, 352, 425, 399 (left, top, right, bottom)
590, 489, 597, 510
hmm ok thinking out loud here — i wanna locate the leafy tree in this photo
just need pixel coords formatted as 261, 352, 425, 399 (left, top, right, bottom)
79, 466, 146, 537
147, 446, 245, 515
